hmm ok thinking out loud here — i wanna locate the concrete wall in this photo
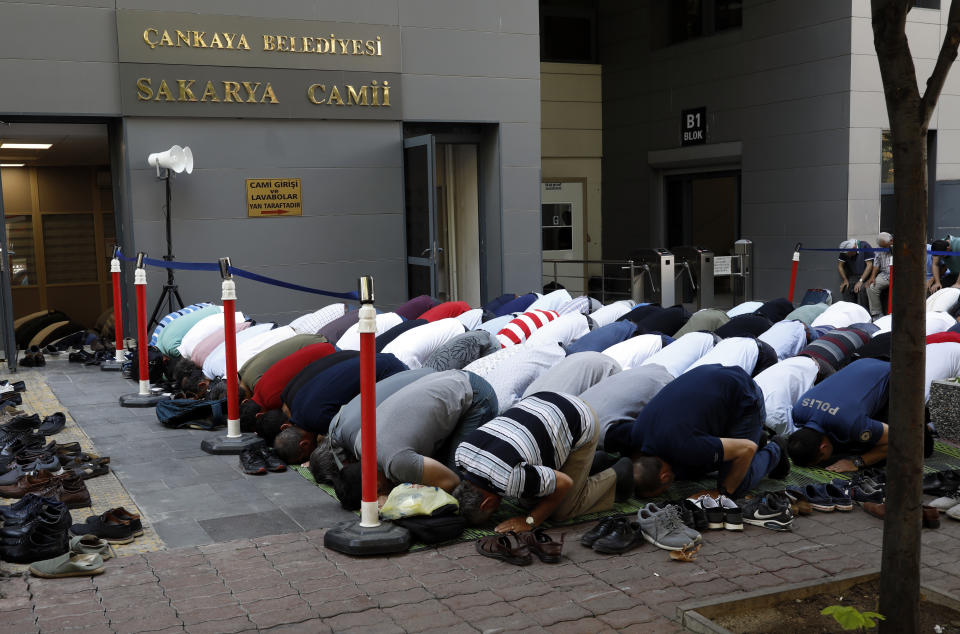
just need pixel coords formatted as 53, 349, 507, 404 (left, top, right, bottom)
0, 0, 542, 322
599, 0, 856, 300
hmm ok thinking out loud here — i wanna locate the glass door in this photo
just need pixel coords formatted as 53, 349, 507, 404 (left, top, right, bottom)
403, 135, 438, 298
0, 172, 19, 370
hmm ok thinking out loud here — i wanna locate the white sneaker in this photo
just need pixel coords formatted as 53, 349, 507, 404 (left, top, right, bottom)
929, 492, 960, 511
945, 502, 960, 521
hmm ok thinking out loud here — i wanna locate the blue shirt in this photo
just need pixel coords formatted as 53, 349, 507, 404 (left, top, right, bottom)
628, 365, 765, 480
565, 321, 637, 355
792, 358, 889, 453
288, 353, 408, 434
495, 293, 537, 317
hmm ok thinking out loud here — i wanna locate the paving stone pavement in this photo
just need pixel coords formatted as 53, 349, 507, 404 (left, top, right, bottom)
2, 510, 960, 633
2, 359, 960, 632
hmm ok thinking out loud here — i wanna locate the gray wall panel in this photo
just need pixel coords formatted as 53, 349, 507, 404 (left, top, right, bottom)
0, 3, 116, 62
0, 60, 121, 115
401, 75, 540, 123
400, 27, 539, 79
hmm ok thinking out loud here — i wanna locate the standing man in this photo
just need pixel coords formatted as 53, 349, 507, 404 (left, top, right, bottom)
837, 239, 874, 308
866, 232, 893, 318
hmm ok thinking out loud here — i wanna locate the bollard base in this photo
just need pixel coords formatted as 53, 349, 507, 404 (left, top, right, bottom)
119, 392, 169, 408
201, 433, 263, 455
100, 360, 123, 372
324, 520, 411, 556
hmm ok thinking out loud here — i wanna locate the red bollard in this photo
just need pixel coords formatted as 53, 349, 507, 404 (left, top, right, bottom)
788, 243, 801, 303
119, 253, 168, 407
325, 276, 410, 555
101, 251, 125, 371
201, 257, 261, 454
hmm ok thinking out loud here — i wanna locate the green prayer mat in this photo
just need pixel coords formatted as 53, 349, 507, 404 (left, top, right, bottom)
292, 441, 960, 551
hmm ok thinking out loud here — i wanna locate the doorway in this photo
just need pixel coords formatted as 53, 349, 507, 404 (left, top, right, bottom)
665, 169, 740, 307
541, 180, 586, 295
0, 123, 117, 330
403, 134, 482, 306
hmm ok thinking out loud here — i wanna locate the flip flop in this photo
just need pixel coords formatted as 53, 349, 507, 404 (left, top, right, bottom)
475, 533, 532, 566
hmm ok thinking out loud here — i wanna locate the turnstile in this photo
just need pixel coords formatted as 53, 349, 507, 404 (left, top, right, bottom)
628, 248, 675, 306
670, 246, 714, 310
733, 239, 754, 304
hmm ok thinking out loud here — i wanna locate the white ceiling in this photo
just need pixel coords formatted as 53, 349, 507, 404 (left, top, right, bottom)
0, 122, 109, 166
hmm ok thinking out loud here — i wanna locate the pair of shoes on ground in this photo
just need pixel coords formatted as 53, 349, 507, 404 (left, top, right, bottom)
20, 346, 45, 367
70, 507, 143, 544
690, 494, 743, 531
29, 533, 112, 578
240, 445, 286, 475
863, 501, 940, 528
582, 504, 702, 554
737, 492, 795, 531
0, 470, 91, 508
0, 381, 26, 395
477, 527, 563, 565
0, 496, 71, 564
831, 477, 884, 504
922, 470, 960, 497
787, 483, 853, 512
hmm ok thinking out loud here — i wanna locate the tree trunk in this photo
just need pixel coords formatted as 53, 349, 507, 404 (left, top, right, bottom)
871, 1, 960, 632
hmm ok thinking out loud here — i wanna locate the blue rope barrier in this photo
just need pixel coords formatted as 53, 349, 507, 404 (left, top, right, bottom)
116, 250, 359, 300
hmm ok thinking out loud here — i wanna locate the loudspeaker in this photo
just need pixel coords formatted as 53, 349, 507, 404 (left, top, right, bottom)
147, 145, 194, 176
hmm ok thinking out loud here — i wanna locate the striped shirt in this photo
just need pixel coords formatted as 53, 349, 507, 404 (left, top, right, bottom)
455, 392, 595, 499
150, 303, 213, 346
287, 303, 346, 335
497, 310, 559, 347
799, 326, 873, 372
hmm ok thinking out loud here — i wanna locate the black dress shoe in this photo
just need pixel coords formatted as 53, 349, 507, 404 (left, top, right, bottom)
239, 446, 267, 475
581, 515, 624, 548
0, 493, 45, 523
0, 414, 40, 433
592, 517, 645, 554
37, 413, 66, 436
0, 524, 69, 564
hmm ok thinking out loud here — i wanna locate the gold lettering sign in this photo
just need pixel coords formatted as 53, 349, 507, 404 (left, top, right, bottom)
136, 78, 279, 104
246, 178, 302, 217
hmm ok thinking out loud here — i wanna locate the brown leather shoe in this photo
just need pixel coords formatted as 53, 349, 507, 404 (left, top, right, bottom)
863, 501, 885, 519
923, 505, 941, 529
0, 470, 56, 498
515, 528, 564, 563
38, 473, 91, 509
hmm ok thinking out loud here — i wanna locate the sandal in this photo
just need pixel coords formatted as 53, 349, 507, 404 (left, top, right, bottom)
475, 533, 532, 566
71, 458, 110, 480
516, 528, 564, 563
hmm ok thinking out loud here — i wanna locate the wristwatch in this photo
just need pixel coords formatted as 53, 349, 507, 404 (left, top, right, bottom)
525, 515, 535, 527
852, 456, 865, 470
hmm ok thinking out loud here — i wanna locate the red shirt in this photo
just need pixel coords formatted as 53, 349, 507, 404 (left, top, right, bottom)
418, 301, 471, 322
252, 343, 336, 410
927, 332, 960, 345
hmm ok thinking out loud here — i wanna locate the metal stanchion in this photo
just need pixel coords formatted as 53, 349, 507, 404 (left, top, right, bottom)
325, 276, 410, 556
202, 258, 262, 454
101, 247, 124, 371
887, 261, 893, 315
788, 243, 801, 303
119, 253, 168, 407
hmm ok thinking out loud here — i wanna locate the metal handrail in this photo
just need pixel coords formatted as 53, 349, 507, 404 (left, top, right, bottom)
542, 258, 639, 304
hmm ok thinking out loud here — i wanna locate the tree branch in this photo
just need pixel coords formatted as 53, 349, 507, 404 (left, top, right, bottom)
872, 0, 921, 118
921, 0, 960, 124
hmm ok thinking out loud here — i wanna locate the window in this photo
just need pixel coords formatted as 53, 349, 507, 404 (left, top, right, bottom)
540, 2, 598, 63
880, 129, 936, 234
542, 203, 573, 251
661, 0, 742, 47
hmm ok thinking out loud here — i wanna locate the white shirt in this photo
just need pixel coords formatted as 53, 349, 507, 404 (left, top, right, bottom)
455, 308, 484, 330
686, 337, 759, 375
203, 322, 275, 379
336, 312, 403, 351
527, 288, 572, 312
556, 296, 592, 316
811, 301, 871, 329
754, 356, 819, 436
726, 301, 763, 318
641, 332, 715, 378
927, 311, 957, 336
236, 325, 297, 370
927, 288, 960, 313
177, 312, 244, 360
588, 300, 635, 328
525, 313, 590, 348
925, 342, 960, 401
287, 303, 346, 335
602, 334, 663, 370
758, 320, 807, 361
464, 343, 565, 413
382, 318, 465, 369
872, 314, 892, 336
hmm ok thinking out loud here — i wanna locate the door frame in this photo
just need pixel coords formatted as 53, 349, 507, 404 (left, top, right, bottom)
402, 134, 438, 298
656, 163, 741, 247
